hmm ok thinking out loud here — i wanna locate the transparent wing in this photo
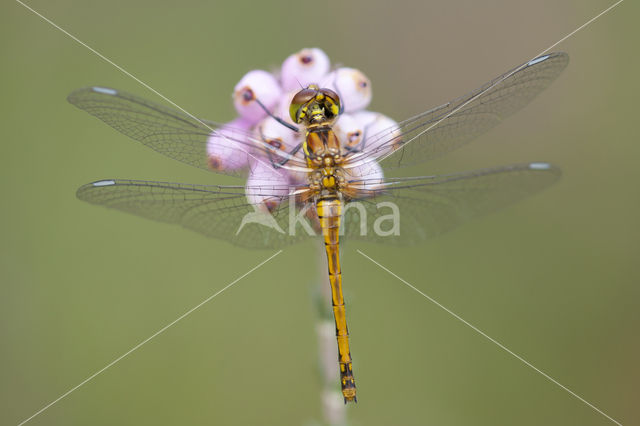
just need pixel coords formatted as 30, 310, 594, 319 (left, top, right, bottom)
68, 87, 309, 178
341, 162, 560, 244
346, 53, 569, 172
77, 179, 317, 249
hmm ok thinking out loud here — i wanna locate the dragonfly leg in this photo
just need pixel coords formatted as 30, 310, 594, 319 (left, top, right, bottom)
253, 99, 304, 169
270, 142, 303, 169
341, 121, 371, 154
254, 97, 299, 132
258, 127, 304, 169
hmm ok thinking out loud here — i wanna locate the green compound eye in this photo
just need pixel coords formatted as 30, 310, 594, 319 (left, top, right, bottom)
288, 102, 302, 123
289, 86, 343, 123
320, 88, 341, 118
320, 88, 340, 105
289, 88, 316, 123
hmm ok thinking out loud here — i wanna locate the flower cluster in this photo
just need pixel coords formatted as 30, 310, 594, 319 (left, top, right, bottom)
207, 48, 397, 210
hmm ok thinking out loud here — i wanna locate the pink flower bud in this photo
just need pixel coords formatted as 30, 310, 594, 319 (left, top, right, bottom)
256, 115, 302, 160
333, 114, 364, 150
245, 160, 291, 212
347, 160, 385, 194
233, 70, 282, 124
255, 113, 308, 185
352, 111, 401, 158
321, 68, 371, 113
281, 48, 330, 92
206, 118, 253, 172
275, 90, 299, 128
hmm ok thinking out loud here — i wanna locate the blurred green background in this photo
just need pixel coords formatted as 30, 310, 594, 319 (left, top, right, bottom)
2, 1, 638, 425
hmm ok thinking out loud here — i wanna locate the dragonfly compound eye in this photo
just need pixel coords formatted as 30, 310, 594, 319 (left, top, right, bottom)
289, 87, 343, 124
289, 88, 318, 123
319, 88, 341, 118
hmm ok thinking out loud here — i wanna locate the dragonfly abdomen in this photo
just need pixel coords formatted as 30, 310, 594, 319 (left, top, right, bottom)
316, 196, 357, 403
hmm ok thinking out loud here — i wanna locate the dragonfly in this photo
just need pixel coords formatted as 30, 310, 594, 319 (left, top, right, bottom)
70, 51, 568, 403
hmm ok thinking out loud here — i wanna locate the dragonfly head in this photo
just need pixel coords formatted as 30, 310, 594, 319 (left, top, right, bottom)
289, 85, 341, 126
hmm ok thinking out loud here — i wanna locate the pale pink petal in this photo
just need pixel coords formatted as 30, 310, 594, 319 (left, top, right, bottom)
233, 70, 282, 124
321, 68, 371, 113
256, 115, 302, 157
281, 48, 330, 91
206, 117, 252, 171
333, 114, 364, 150
351, 111, 401, 158
347, 160, 385, 194
245, 160, 291, 212
275, 90, 298, 128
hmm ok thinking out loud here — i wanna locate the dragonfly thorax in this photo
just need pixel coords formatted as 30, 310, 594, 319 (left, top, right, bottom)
309, 163, 345, 193
303, 124, 347, 195
303, 124, 344, 163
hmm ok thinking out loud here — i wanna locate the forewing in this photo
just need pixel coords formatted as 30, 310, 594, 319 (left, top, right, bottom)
341, 162, 561, 244
68, 87, 308, 177
77, 179, 316, 248
349, 53, 569, 172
